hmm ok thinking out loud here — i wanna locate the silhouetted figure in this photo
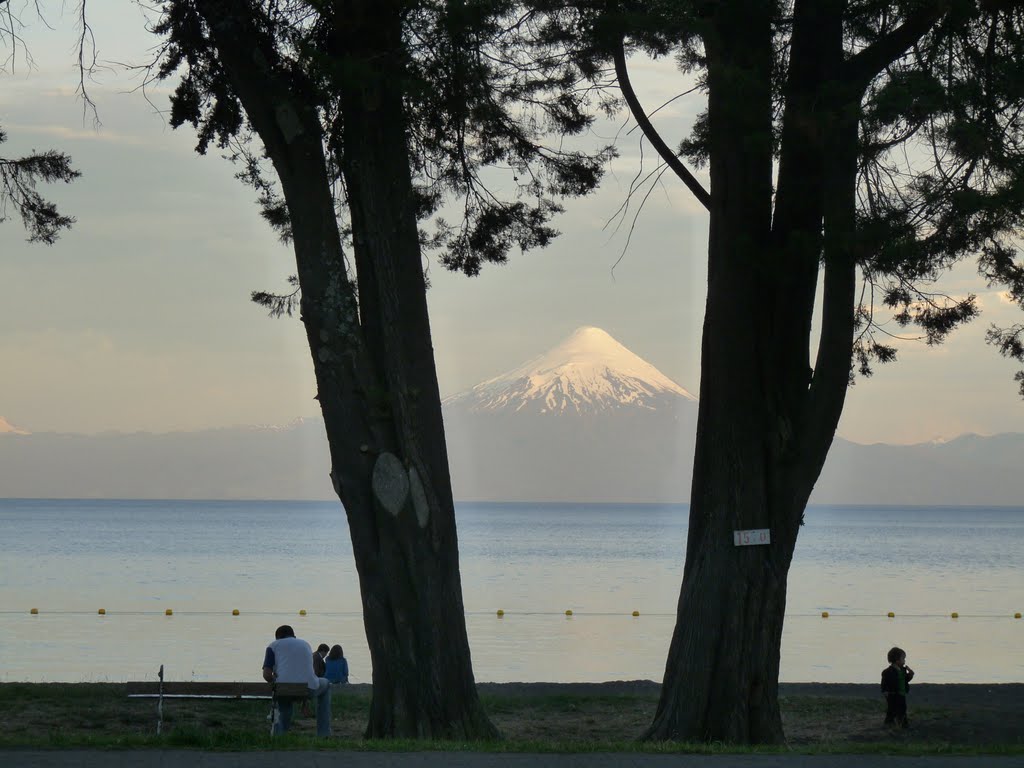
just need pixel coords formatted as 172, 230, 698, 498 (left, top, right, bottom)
262, 624, 331, 737
881, 646, 915, 728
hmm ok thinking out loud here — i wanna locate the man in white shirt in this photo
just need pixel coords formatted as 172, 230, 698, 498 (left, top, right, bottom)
262, 624, 331, 736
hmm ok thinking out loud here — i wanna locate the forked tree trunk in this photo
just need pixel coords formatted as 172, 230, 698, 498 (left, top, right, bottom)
196, 0, 497, 739
643, 0, 857, 743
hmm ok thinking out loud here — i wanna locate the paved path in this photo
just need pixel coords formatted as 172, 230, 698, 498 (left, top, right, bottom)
2, 752, 1023, 767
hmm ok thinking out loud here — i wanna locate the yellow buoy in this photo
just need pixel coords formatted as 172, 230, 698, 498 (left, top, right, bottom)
632, 610, 640, 617
821, 611, 829, 618
887, 611, 895, 618
299, 609, 307, 616
30, 608, 38, 615
565, 609, 573, 616
496, 609, 504, 617
165, 609, 173, 616
951, 612, 959, 619
98, 608, 106, 615
232, 609, 240, 616
1015, 612, 1021, 619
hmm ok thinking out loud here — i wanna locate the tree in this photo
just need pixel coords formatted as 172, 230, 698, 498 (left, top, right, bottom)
152, 0, 606, 738
0, 1, 81, 244
538, 0, 1024, 743
0, 129, 79, 244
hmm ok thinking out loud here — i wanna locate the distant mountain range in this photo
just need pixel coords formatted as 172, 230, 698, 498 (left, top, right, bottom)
815, 432, 1024, 506
2, 327, 1023, 504
0, 418, 333, 500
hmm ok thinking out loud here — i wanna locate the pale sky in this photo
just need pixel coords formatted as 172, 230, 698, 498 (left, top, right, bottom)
2, 3, 1023, 445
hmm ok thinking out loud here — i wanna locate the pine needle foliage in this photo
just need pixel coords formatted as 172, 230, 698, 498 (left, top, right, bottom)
152, 0, 615, 291
0, 131, 80, 245
0, 2, 82, 246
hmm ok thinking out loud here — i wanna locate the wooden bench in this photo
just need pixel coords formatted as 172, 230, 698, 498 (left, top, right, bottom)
126, 665, 310, 734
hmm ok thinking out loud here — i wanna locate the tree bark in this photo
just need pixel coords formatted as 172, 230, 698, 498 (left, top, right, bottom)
328, 0, 497, 739
196, 0, 496, 739
642, 0, 856, 743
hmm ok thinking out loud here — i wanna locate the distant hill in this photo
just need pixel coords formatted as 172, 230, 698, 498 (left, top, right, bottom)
2, 327, 1023, 504
0, 419, 336, 500
813, 433, 1024, 506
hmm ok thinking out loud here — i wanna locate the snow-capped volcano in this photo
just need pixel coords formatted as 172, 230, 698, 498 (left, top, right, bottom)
441, 326, 699, 501
0, 416, 30, 435
444, 326, 696, 415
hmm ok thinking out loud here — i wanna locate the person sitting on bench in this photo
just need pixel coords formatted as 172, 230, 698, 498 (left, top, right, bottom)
325, 644, 349, 687
262, 624, 331, 737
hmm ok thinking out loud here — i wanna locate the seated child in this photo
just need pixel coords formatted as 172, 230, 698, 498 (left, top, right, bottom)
325, 644, 349, 686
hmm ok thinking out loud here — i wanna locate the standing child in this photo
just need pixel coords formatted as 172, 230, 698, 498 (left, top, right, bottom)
881, 646, 915, 728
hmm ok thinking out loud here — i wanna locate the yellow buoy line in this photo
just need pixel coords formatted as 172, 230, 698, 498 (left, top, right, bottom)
814, 611, 1023, 619
10, 609, 363, 617
8, 608, 1024, 619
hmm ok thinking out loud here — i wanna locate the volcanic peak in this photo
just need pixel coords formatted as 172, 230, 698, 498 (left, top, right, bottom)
0, 416, 30, 435
444, 326, 696, 415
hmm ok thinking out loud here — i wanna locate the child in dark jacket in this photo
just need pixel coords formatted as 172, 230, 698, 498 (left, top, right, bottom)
881, 646, 915, 727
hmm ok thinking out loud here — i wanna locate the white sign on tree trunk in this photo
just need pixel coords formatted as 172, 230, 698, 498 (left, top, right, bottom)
733, 528, 771, 546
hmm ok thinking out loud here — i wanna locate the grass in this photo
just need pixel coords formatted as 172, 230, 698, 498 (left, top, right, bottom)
0, 683, 1020, 755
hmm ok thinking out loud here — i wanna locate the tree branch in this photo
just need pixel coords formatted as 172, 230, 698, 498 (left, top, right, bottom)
76, 0, 100, 127
842, 4, 949, 88
612, 34, 711, 212
795, 110, 860, 500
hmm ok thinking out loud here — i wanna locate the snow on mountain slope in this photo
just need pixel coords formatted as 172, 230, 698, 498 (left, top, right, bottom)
443, 326, 696, 415
0, 416, 30, 435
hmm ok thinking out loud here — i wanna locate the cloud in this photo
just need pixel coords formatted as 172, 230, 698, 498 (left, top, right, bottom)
971, 289, 1023, 326
1, 121, 156, 147
996, 290, 1017, 306
0, 326, 316, 435
34, 86, 80, 99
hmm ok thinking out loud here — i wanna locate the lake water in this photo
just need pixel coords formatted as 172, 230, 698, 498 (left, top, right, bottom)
1, 499, 1021, 684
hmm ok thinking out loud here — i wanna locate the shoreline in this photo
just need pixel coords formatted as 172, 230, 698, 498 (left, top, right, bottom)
333, 679, 1024, 713
473, 680, 1024, 706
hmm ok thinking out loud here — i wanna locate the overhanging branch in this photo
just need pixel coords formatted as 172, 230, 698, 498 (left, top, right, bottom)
612, 35, 711, 212
842, 3, 948, 88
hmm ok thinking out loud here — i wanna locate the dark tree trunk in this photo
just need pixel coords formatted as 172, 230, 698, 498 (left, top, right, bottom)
327, 1, 497, 739
642, 3, 792, 742
642, 0, 858, 743
196, 0, 497, 740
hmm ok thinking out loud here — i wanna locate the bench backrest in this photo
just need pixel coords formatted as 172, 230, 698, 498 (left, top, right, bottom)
126, 681, 309, 698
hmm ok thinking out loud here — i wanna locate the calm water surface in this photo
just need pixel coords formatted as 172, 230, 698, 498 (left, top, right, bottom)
1, 500, 1021, 683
